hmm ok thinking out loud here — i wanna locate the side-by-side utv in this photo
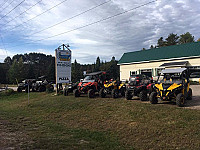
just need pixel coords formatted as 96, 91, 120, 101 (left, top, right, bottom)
63, 82, 79, 96
17, 79, 35, 93
125, 74, 153, 101
99, 80, 126, 98
149, 68, 192, 107
73, 71, 106, 98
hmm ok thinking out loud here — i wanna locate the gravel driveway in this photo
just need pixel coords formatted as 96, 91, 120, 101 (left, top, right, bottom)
185, 85, 200, 110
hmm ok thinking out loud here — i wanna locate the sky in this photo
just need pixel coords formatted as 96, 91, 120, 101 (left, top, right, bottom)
0, 0, 200, 64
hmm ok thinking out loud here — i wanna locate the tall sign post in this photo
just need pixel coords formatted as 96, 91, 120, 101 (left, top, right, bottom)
55, 44, 71, 94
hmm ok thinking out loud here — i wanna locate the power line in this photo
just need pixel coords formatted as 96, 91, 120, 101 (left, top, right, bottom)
0, 0, 26, 21
6, 0, 42, 25
6, 0, 158, 48
9, 0, 69, 31
27, 0, 111, 36
0, 0, 9, 9
0, 0, 15, 14
2, 0, 111, 44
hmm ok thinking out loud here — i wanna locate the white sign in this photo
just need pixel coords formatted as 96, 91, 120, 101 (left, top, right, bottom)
55, 49, 71, 84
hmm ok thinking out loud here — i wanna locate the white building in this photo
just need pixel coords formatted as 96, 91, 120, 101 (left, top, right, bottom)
118, 42, 200, 81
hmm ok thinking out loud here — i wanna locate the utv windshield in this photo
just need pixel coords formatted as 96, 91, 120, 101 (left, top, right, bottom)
83, 75, 95, 82
158, 73, 182, 84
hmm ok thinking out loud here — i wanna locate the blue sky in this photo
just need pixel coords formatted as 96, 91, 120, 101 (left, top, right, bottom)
0, 0, 200, 63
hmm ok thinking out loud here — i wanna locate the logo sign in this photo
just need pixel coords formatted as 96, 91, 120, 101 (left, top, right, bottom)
55, 49, 71, 84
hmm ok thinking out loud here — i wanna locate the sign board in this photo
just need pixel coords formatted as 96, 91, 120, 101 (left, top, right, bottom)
55, 48, 71, 84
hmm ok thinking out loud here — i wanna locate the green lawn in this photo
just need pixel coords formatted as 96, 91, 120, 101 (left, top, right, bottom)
0, 92, 200, 149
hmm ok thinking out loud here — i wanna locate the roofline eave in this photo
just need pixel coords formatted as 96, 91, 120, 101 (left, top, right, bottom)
117, 55, 200, 65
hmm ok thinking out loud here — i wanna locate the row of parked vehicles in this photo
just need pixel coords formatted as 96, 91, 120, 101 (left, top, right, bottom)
64, 68, 193, 107
17, 76, 54, 93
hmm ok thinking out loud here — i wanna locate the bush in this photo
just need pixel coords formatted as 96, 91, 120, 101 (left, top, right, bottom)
0, 89, 14, 96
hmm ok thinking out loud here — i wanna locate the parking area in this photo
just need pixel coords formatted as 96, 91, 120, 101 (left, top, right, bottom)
185, 85, 200, 110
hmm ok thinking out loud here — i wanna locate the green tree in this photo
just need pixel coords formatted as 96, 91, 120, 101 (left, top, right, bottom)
157, 37, 166, 47
95, 57, 101, 71
18, 57, 26, 82
8, 59, 19, 84
71, 59, 82, 82
150, 45, 154, 49
4, 56, 12, 66
197, 38, 200, 42
165, 33, 179, 46
142, 48, 146, 50
0, 63, 9, 84
179, 32, 194, 44
26, 64, 35, 79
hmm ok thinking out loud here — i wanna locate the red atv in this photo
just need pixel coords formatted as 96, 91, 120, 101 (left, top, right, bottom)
73, 71, 106, 98
125, 74, 153, 101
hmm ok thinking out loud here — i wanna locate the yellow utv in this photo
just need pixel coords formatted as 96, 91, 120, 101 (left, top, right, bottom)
99, 80, 126, 98
149, 68, 192, 107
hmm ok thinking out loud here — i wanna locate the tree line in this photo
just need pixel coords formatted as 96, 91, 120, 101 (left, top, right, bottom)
1, 32, 199, 84
0, 53, 119, 84
146, 32, 200, 50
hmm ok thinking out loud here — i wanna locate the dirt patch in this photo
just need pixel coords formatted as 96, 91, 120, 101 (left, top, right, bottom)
0, 118, 33, 150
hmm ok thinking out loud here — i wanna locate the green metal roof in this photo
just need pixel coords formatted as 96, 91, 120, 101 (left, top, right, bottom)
118, 42, 200, 64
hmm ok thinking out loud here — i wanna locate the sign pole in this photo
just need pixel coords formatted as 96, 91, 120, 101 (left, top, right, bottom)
28, 84, 30, 104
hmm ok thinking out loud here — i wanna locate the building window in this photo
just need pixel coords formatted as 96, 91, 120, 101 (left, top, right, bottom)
131, 71, 136, 75
141, 69, 152, 77
156, 68, 164, 76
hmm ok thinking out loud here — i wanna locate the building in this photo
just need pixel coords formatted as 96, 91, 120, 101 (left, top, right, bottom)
118, 42, 200, 81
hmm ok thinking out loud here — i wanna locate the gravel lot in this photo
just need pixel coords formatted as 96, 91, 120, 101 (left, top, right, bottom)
185, 85, 200, 110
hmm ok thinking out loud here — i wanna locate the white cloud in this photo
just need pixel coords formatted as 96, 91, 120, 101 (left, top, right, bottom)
0, 49, 14, 62
0, 0, 200, 63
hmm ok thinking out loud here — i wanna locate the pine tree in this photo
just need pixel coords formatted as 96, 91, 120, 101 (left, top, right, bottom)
18, 57, 26, 82
95, 57, 101, 71
165, 33, 179, 46
8, 59, 19, 84
157, 37, 166, 47
179, 32, 194, 44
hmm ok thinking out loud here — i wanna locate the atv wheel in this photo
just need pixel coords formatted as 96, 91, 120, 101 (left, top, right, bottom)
74, 89, 80, 97
99, 88, 106, 98
39, 86, 46, 92
187, 88, 192, 100
64, 89, 69, 96
111, 89, 118, 99
176, 93, 185, 107
149, 92, 158, 104
32, 88, 35, 92
139, 90, 147, 101
88, 89, 95, 98
125, 90, 132, 100
17, 87, 22, 93
121, 88, 126, 97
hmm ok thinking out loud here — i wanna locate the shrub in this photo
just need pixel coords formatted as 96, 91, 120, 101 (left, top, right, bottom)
0, 89, 14, 96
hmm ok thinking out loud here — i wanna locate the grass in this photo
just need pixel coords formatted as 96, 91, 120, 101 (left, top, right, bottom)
0, 92, 200, 149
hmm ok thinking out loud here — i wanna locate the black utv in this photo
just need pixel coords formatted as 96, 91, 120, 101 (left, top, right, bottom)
63, 82, 79, 96
32, 76, 54, 92
125, 74, 153, 101
149, 68, 192, 107
17, 79, 35, 93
